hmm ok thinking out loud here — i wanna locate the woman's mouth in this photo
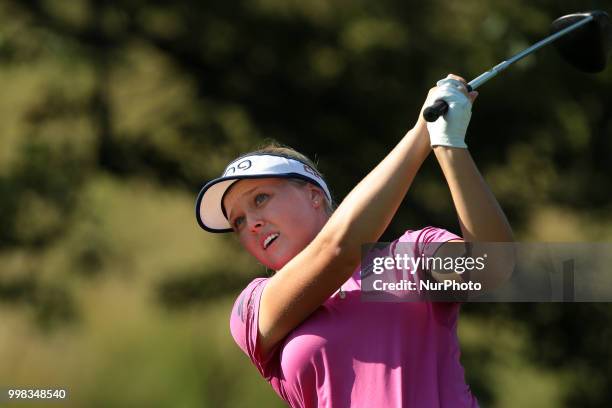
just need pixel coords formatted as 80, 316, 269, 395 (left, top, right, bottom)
263, 233, 280, 250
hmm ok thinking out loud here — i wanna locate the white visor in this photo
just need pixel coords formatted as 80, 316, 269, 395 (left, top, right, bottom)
195, 153, 332, 233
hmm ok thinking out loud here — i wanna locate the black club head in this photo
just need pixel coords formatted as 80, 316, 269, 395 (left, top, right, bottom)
551, 10, 612, 73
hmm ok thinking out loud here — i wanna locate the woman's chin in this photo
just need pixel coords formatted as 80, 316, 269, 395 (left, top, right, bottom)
259, 243, 302, 272
262, 253, 292, 272
265, 258, 287, 272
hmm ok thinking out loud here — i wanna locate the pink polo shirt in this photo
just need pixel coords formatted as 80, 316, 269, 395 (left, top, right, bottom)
230, 227, 479, 407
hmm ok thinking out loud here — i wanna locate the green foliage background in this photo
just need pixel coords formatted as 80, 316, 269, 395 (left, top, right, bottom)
1, 0, 611, 406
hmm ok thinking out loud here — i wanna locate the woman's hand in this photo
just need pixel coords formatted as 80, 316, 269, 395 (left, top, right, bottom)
420, 74, 478, 149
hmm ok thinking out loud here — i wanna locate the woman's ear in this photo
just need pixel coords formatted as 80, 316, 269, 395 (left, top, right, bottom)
308, 185, 324, 208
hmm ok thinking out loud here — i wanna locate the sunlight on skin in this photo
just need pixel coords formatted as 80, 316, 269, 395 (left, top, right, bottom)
223, 178, 329, 271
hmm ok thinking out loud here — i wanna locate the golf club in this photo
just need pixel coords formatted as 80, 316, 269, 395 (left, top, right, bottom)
423, 10, 611, 122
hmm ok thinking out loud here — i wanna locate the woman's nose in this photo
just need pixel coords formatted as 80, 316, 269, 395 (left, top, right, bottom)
248, 218, 264, 232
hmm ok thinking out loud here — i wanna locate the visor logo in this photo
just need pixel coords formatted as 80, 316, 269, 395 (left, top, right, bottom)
303, 164, 317, 178
224, 159, 252, 176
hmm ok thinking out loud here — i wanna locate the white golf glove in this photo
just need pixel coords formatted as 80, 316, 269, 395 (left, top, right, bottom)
426, 78, 473, 149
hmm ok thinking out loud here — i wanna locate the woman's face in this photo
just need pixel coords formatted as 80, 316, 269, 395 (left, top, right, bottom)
223, 178, 329, 271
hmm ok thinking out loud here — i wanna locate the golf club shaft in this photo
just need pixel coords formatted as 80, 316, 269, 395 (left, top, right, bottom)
423, 14, 595, 122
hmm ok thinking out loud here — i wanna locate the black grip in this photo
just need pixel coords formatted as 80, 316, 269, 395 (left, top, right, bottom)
423, 99, 449, 122
423, 83, 473, 122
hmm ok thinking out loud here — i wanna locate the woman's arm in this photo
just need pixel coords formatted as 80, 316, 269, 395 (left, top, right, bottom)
258, 102, 435, 356
430, 147, 515, 291
434, 147, 513, 242
427, 75, 514, 291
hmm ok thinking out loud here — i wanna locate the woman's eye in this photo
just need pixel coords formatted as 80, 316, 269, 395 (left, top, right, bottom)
234, 216, 245, 229
254, 193, 268, 206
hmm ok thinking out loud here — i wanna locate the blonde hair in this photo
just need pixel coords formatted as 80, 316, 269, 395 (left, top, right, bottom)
243, 140, 336, 215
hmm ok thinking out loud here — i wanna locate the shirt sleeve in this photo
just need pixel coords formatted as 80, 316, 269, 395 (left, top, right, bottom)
414, 226, 463, 258
392, 226, 463, 295
229, 277, 280, 380
415, 226, 467, 303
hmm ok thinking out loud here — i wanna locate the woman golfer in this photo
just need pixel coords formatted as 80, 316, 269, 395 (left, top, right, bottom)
195, 74, 513, 407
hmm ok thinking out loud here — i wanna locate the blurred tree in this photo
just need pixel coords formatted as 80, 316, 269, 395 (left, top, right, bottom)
1, 0, 611, 406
